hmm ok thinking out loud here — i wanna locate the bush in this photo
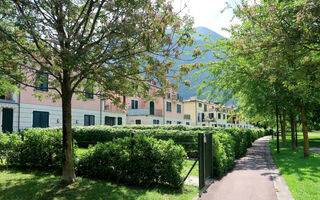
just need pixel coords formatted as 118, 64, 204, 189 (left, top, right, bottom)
72, 126, 200, 158
76, 135, 186, 188
3, 128, 77, 170
0, 132, 22, 165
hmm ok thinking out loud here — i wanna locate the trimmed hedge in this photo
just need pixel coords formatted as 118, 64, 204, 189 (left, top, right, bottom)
76, 135, 186, 187
72, 126, 202, 158
0, 128, 76, 169
1, 126, 272, 187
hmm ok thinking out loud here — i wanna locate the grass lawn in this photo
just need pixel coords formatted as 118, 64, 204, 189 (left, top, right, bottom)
269, 131, 320, 200
0, 168, 198, 200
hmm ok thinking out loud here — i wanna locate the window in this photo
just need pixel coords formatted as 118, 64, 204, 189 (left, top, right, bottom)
186, 122, 190, 125
223, 114, 226, 120
118, 117, 122, 125
136, 119, 141, 125
218, 113, 221, 119
167, 93, 171, 99
0, 95, 5, 99
85, 90, 94, 99
198, 103, 202, 107
84, 115, 95, 126
177, 121, 181, 124
166, 120, 172, 124
131, 100, 138, 109
201, 113, 205, 122
35, 73, 49, 92
204, 104, 207, 111
166, 102, 172, 112
177, 104, 181, 113
209, 113, 214, 119
105, 116, 115, 126
153, 119, 160, 124
33, 111, 49, 128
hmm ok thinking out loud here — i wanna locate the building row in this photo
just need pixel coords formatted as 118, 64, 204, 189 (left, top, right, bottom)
0, 81, 250, 132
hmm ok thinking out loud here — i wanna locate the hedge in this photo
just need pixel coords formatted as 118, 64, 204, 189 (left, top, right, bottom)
0, 128, 73, 169
72, 126, 202, 158
76, 135, 186, 187
1, 126, 272, 186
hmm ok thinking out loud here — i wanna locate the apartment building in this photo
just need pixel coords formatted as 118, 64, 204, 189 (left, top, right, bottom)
183, 97, 207, 126
126, 82, 190, 125
0, 82, 126, 132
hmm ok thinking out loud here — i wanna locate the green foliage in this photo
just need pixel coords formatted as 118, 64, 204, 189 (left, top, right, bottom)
72, 125, 200, 158
2, 128, 77, 169
76, 135, 186, 188
211, 128, 269, 177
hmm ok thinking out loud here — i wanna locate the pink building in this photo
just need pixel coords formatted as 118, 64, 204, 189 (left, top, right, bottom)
0, 81, 126, 132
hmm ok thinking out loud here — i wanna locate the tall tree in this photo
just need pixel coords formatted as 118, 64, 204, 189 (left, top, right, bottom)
194, 0, 320, 157
0, 0, 194, 183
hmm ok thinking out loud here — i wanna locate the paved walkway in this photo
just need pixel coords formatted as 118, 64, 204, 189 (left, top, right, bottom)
310, 147, 320, 154
199, 136, 293, 200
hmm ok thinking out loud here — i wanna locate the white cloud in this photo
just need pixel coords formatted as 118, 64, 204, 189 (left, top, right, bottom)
172, 0, 241, 38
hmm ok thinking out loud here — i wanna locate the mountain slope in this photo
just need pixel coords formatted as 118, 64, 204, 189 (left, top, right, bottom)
171, 27, 224, 101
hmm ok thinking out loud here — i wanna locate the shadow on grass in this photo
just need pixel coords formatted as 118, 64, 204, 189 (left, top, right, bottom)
0, 167, 189, 200
270, 134, 320, 183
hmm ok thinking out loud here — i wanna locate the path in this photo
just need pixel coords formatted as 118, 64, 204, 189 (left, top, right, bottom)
199, 136, 293, 200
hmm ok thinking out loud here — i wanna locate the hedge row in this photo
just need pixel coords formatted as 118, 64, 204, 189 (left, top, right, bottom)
0, 130, 186, 188
0, 128, 71, 169
212, 128, 269, 177
76, 135, 186, 187
72, 126, 203, 158
72, 125, 270, 159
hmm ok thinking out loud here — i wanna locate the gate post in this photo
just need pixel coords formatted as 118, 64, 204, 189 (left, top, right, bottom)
199, 132, 213, 194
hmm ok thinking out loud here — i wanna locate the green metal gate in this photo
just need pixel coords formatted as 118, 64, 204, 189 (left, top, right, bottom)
198, 132, 213, 192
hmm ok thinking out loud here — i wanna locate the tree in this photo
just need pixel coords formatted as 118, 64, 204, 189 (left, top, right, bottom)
194, 0, 320, 157
0, 0, 194, 183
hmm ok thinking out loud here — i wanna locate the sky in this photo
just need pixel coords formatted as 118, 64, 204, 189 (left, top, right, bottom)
172, 0, 240, 38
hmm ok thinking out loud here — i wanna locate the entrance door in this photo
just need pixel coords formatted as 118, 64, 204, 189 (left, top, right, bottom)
2, 108, 13, 133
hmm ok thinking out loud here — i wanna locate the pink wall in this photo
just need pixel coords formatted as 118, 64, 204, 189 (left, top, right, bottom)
20, 86, 101, 111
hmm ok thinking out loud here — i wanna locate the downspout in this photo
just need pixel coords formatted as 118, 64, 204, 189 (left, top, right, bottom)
100, 99, 103, 125
18, 91, 21, 131
163, 97, 165, 124
195, 101, 197, 126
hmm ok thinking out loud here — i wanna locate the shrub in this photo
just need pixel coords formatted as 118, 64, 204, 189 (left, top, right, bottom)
0, 132, 22, 165
76, 135, 186, 188
4, 128, 77, 170
72, 126, 200, 158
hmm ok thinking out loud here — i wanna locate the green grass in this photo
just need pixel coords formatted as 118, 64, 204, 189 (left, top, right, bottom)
181, 159, 198, 177
269, 131, 320, 200
0, 168, 198, 200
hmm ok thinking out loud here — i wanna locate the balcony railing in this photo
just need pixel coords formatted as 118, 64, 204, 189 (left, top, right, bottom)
128, 108, 162, 116
0, 93, 14, 103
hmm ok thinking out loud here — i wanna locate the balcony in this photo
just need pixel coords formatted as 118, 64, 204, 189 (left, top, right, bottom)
128, 108, 162, 116
104, 104, 125, 113
0, 93, 15, 103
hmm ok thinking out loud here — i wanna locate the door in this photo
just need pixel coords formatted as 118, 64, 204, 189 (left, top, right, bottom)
2, 108, 13, 133
150, 101, 154, 115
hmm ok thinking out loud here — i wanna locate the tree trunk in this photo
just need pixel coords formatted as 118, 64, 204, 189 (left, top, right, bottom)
280, 113, 287, 145
290, 114, 296, 150
61, 74, 76, 184
300, 105, 309, 157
